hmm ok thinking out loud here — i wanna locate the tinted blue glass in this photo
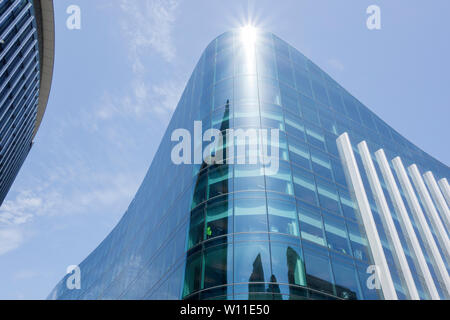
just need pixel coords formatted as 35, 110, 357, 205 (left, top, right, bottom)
203, 244, 233, 289
330, 254, 362, 300
311, 80, 329, 106
234, 198, 268, 233
294, 66, 313, 97
270, 242, 306, 286
0, 1, 43, 206
298, 201, 326, 247
323, 212, 351, 255
49, 29, 450, 301
303, 243, 335, 295
267, 198, 298, 236
292, 167, 318, 205
234, 241, 272, 286
288, 136, 311, 170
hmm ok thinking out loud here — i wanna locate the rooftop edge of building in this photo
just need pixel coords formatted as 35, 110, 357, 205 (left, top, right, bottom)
199, 28, 449, 170
32, 0, 55, 140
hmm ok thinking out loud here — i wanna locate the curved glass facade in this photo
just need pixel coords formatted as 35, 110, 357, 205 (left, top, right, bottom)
49, 29, 449, 300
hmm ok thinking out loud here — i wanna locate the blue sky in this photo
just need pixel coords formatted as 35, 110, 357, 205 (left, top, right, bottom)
0, 0, 449, 299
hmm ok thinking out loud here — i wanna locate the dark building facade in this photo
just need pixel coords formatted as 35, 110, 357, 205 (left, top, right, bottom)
49, 28, 449, 300
0, 0, 54, 206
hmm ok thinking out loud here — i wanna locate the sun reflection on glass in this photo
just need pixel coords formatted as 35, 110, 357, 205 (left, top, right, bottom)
240, 25, 258, 46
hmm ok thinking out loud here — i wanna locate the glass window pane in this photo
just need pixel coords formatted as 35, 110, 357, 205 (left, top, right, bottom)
203, 244, 233, 289
214, 79, 233, 109
294, 67, 313, 97
339, 188, 358, 221
311, 79, 329, 106
305, 124, 326, 150
192, 172, 207, 208
276, 54, 294, 85
324, 133, 339, 158
316, 178, 341, 214
285, 113, 306, 141
208, 164, 233, 199
323, 212, 351, 255
347, 221, 370, 262
319, 110, 337, 135
311, 149, 333, 181
188, 205, 205, 249
235, 75, 258, 103
268, 199, 299, 236
259, 78, 281, 105
260, 103, 285, 130
299, 93, 316, 110
212, 105, 232, 131
234, 164, 265, 192
297, 201, 326, 246
288, 136, 311, 170
265, 161, 294, 196
256, 44, 277, 79
270, 242, 306, 286
215, 48, 234, 82
205, 198, 233, 239
342, 94, 361, 123
330, 254, 362, 300
303, 244, 335, 295
234, 198, 268, 233
302, 105, 320, 125
280, 84, 300, 115
331, 159, 347, 187
235, 44, 256, 75
234, 242, 271, 290
292, 167, 317, 205
328, 89, 346, 115
183, 252, 202, 298
234, 104, 260, 128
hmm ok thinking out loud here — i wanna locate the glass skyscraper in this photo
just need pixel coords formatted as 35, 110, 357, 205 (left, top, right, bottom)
49, 28, 449, 300
0, 0, 54, 206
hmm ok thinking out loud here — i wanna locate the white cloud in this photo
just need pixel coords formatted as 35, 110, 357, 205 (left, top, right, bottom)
151, 81, 183, 115
7, 174, 137, 218
0, 229, 23, 256
92, 0, 184, 123
119, 0, 180, 73
93, 78, 183, 122
0, 0, 184, 257
0, 192, 38, 225
0, 157, 141, 255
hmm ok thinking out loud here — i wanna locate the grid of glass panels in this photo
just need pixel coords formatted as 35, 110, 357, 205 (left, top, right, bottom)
0, 0, 41, 205
49, 29, 449, 300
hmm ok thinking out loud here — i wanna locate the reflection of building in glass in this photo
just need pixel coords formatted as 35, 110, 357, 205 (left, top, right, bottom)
0, 0, 55, 206
248, 253, 266, 299
49, 28, 449, 300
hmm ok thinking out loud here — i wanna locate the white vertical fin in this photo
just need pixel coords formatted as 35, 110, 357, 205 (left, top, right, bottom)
376, 150, 439, 300
438, 178, 450, 207
409, 166, 450, 264
358, 142, 419, 300
393, 157, 450, 298
337, 133, 397, 300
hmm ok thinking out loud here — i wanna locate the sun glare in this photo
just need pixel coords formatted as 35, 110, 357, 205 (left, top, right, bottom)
240, 25, 258, 46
